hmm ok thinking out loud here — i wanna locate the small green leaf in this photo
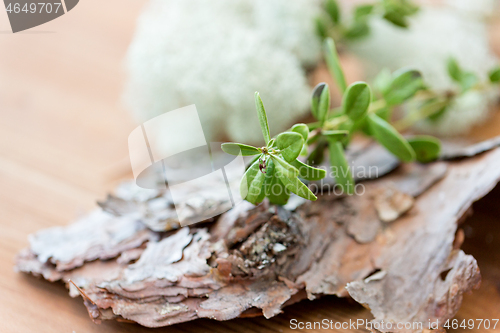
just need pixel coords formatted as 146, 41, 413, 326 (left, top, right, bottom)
373, 68, 392, 94
459, 72, 478, 92
447, 58, 478, 91
307, 140, 327, 165
267, 138, 276, 148
324, 38, 347, 93
254, 92, 271, 144
300, 144, 308, 157
383, 0, 419, 21
315, 17, 328, 39
325, 0, 340, 24
271, 155, 299, 179
263, 160, 290, 205
367, 113, 415, 162
263, 158, 276, 193
221, 143, 260, 156
318, 84, 331, 124
276, 132, 304, 163
311, 83, 326, 120
398, 0, 419, 15
328, 141, 354, 195
383, 69, 424, 105
344, 21, 370, 40
489, 67, 500, 83
427, 100, 449, 121
343, 82, 372, 121
291, 159, 326, 181
277, 173, 317, 201
407, 135, 441, 163
360, 118, 373, 137
240, 159, 266, 204
321, 130, 349, 142
354, 4, 374, 21
291, 123, 309, 141
255, 181, 266, 203
383, 11, 408, 28
447, 58, 462, 82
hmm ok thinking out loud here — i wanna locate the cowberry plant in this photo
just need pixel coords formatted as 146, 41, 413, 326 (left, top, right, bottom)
308, 38, 441, 191
317, 0, 500, 132
222, 92, 326, 205
222, 38, 441, 206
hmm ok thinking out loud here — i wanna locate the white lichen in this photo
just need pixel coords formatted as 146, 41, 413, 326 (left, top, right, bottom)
124, 0, 321, 144
348, 0, 500, 135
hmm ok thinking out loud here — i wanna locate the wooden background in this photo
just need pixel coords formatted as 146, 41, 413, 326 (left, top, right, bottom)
0, 1, 499, 332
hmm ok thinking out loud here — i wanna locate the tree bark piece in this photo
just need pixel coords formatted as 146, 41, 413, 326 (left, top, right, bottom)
27, 209, 159, 271
15, 148, 500, 332
440, 135, 500, 159
345, 150, 500, 331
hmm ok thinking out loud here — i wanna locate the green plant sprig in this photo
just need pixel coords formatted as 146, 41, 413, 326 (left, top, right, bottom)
222, 93, 326, 205
391, 57, 500, 131
316, 0, 419, 44
316, 0, 500, 133
305, 38, 442, 193
222, 38, 442, 207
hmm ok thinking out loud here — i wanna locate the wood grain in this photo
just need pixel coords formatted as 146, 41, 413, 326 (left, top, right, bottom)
0, 2, 499, 332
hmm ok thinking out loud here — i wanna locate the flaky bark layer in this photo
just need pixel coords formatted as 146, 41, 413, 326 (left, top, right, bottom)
16, 142, 500, 332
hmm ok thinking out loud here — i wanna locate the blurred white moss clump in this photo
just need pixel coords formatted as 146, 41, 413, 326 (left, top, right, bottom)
349, 0, 500, 136
124, 0, 321, 144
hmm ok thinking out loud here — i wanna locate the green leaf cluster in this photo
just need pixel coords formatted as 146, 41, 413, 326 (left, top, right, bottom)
222, 92, 326, 205
447, 58, 479, 93
221, 37, 446, 207
381, 0, 419, 28
310, 38, 441, 188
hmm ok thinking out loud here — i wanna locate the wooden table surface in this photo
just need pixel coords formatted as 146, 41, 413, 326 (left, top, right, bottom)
0, 2, 499, 332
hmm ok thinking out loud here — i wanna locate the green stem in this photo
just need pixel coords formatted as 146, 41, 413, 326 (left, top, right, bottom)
324, 115, 349, 130
394, 99, 449, 131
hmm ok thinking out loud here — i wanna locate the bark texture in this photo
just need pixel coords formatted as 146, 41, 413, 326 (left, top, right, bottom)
16, 142, 500, 332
